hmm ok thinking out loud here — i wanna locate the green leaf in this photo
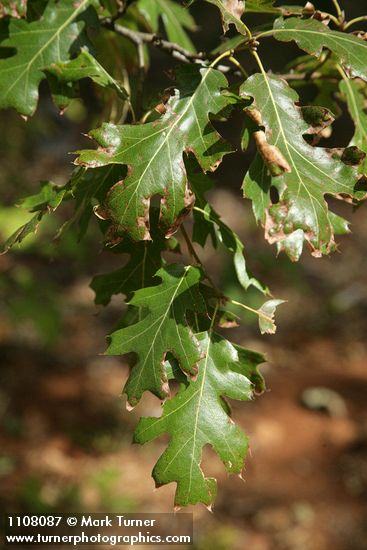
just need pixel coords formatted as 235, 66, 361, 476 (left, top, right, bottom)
48, 48, 128, 101
76, 65, 234, 241
134, 331, 264, 507
241, 73, 357, 260
258, 299, 285, 334
329, 211, 350, 236
271, 17, 367, 82
339, 78, 367, 175
0, 0, 97, 115
106, 264, 206, 407
137, 0, 196, 52
0, 0, 27, 18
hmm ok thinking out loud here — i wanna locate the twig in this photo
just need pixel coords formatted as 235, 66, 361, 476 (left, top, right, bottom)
101, 18, 245, 79
331, 0, 343, 21
344, 15, 367, 30
102, 18, 206, 63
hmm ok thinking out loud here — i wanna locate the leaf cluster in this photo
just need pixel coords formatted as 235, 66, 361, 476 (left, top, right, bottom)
1, 0, 366, 507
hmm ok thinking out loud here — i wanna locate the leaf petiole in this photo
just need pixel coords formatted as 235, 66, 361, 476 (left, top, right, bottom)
230, 299, 273, 324
331, 0, 343, 21
209, 49, 234, 69
228, 56, 248, 78
344, 16, 367, 30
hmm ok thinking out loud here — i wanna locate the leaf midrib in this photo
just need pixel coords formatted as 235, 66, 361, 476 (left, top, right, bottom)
119, 67, 215, 225
258, 73, 321, 230
186, 335, 211, 499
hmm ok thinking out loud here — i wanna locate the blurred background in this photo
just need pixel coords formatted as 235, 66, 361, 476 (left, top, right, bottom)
1, 1, 367, 549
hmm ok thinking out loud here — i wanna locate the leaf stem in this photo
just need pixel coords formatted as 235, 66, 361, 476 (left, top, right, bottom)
228, 56, 248, 78
254, 29, 274, 40
327, 13, 342, 28
335, 62, 349, 84
344, 16, 367, 30
230, 299, 273, 324
209, 49, 233, 69
250, 48, 267, 78
240, 21, 253, 43
331, 0, 343, 20
101, 18, 207, 63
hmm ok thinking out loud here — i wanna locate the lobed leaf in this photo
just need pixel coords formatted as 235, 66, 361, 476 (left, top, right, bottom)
271, 17, 367, 82
241, 73, 358, 260
105, 264, 206, 407
19, 180, 67, 212
246, 1, 303, 14
0, 0, 97, 115
76, 65, 234, 242
135, 331, 265, 507
246, 1, 277, 13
